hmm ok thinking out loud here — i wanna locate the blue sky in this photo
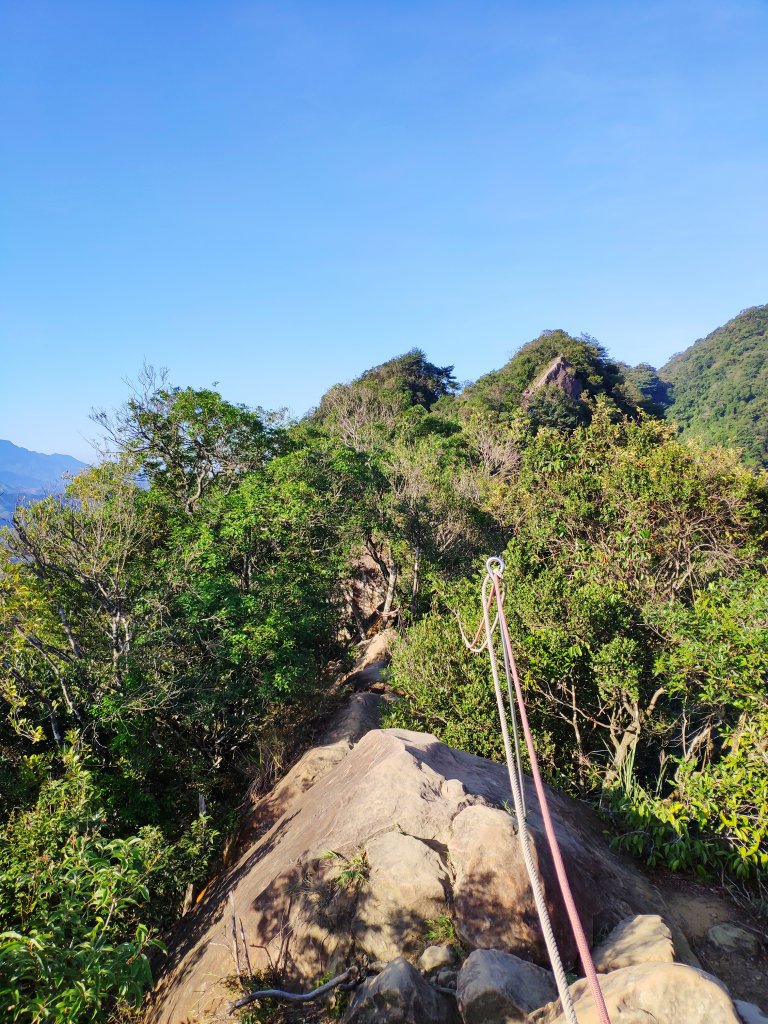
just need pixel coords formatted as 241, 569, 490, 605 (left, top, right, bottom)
1, 0, 766, 460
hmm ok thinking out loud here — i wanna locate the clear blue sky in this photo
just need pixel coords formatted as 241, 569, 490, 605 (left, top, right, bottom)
1, 1, 766, 460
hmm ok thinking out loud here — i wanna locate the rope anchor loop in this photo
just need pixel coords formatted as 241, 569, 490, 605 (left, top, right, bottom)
485, 555, 505, 577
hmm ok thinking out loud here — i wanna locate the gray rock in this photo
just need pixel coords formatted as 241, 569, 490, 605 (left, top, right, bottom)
418, 943, 457, 973
735, 999, 768, 1024
533, 962, 742, 1024
449, 804, 594, 967
342, 957, 457, 1024
708, 923, 762, 957
436, 967, 458, 988
354, 831, 449, 961
591, 914, 675, 972
457, 948, 558, 1023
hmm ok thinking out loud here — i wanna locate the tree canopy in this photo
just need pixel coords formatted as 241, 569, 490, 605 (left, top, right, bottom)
660, 304, 768, 467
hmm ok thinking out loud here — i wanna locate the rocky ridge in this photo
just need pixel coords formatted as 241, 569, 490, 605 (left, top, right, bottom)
148, 646, 766, 1024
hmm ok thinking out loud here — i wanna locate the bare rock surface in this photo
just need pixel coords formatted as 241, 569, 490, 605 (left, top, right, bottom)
592, 913, 675, 972
457, 948, 558, 1023
148, 704, 700, 1023
523, 356, 584, 401
354, 831, 449, 961
342, 957, 458, 1024
450, 804, 593, 966
709, 923, 763, 957
533, 962, 742, 1024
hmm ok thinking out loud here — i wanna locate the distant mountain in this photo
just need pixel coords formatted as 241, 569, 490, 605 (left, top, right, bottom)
0, 439, 88, 522
660, 305, 768, 468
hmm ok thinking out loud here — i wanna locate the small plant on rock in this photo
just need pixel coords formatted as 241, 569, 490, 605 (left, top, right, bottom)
423, 913, 463, 954
321, 849, 369, 890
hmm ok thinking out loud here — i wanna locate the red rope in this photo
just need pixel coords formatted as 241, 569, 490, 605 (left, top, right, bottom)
490, 571, 612, 1024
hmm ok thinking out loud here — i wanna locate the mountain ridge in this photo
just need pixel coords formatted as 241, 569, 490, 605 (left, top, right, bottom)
0, 438, 87, 521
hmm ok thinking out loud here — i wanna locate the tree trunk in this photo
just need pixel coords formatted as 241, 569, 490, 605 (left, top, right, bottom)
410, 545, 421, 619
382, 558, 398, 618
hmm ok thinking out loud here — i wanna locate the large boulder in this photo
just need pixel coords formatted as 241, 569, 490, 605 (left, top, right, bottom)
342, 957, 457, 1024
449, 804, 594, 967
148, 717, 700, 1023
591, 914, 675, 972
457, 948, 558, 1023
354, 831, 450, 961
533, 962, 742, 1024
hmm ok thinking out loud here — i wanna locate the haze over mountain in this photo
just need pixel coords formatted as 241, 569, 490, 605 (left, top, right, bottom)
0, 439, 87, 521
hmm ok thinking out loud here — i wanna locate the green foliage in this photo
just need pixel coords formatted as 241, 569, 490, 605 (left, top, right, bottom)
387, 411, 768, 879
422, 913, 463, 954
321, 849, 369, 890
0, 379, 373, 1021
661, 304, 768, 467
0, 753, 163, 1022
454, 330, 664, 427
384, 607, 506, 762
4, 313, 768, 1023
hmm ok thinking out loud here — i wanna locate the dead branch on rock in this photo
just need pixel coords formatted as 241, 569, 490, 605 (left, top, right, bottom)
228, 966, 358, 1014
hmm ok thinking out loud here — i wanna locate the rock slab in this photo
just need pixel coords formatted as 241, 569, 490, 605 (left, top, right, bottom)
449, 803, 594, 967
354, 831, 449, 961
149, 721, 700, 1023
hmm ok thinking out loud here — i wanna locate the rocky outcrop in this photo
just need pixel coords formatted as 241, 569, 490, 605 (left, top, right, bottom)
149, 705, 704, 1023
354, 831, 450, 961
522, 356, 583, 402
343, 957, 457, 1024
591, 914, 675, 972
450, 804, 592, 966
456, 949, 557, 1023
532, 962, 742, 1024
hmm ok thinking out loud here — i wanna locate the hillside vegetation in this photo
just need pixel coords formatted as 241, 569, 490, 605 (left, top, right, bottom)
661, 304, 768, 467
1, 324, 767, 1022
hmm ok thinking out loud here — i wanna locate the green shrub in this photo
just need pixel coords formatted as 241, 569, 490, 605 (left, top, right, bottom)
386, 414, 768, 885
0, 754, 163, 1023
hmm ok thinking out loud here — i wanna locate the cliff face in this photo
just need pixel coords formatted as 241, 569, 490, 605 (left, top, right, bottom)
522, 356, 584, 402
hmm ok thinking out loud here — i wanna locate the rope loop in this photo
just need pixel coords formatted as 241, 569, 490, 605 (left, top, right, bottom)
485, 554, 505, 577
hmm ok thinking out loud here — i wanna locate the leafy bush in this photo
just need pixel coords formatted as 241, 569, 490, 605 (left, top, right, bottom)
387, 412, 768, 881
0, 754, 164, 1022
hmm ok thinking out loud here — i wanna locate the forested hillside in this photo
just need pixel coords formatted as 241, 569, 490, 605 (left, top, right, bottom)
661, 305, 768, 466
1, 331, 767, 1022
449, 329, 668, 427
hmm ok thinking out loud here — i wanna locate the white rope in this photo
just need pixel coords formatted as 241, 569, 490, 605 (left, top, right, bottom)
481, 559, 579, 1024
